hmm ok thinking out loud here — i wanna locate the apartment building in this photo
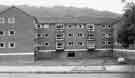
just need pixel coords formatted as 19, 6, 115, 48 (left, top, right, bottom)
0, 6, 35, 53
34, 17, 114, 59
0, 6, 115, 59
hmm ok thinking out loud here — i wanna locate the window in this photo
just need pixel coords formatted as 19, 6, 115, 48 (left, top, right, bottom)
0, 31, 4, 36
37, 34, 41, 38
8, 42, 15, 48
88, 33, 95, 40
103, 25, 111, 29
103, 41, 111, 45
0, 42, 5, 48
107, 25, 111, 29
87, 41, 95, 48
68, 33, 73, 37
103, 25, 106, 28
56, 42, 64, 49
104, 33, 111, 38
78, 33, 83, 37
56, 33, 64, 39
56, 24, 64, 29
0, 17, 5, 24
44, 34, 48, 37
44, 42, 49, 46
77, 24, 84, 29
68, 41, 73, 46
78, 42, 84, 46
35, 24, 38, 29
8, 17, 15, 24
43, 24, 49, 28
87, 24, 95, 31
8, 30, 16, 36
67, 24, 73, 28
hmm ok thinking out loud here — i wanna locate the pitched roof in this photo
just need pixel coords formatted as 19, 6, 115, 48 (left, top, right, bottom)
0, 6, 118, 24
36, 16, 117, 24
0, 6, 36, 19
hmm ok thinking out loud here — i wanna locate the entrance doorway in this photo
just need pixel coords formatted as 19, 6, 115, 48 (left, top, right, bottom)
67, 52, 75, 57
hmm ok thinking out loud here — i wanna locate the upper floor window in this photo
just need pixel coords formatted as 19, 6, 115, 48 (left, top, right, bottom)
103, 25, 111, 29
68, 41, 74, 46
8, 30, 16, 36
43, 24, 49, 28
8, 17, 15, 24
0, 42, 5, 48
44, 34, 48, 38
78, 33, 83, 37
56, 24, 64, 29
44, 42, 49, 46
67, 24, 74, 29
78, 42, 84, 46
35, 24, 38, 29
56, 42, 64, 49
77, 24, 84, 29
87, 24, 95, 31
103, 41, 111, 45
8, 42, 15, 48
107, 25, 111, 29
56, 33, 64, 39
0, 30, 5, 36
0, 17, 5, 24
104, 33, 111, 38
68, 33, 73, 37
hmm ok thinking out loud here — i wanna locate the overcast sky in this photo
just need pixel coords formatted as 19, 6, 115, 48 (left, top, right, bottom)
0, 0, 126, 14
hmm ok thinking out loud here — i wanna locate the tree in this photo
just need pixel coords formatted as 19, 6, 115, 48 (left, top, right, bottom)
118, 0, 135, 48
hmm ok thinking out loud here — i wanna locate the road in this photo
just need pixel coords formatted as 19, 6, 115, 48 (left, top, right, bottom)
0, 73, 134, 78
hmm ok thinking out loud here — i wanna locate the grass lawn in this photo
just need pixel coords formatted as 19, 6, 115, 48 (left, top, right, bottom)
0, 55, 118, 66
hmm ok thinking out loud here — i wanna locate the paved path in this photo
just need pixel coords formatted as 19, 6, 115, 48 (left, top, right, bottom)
0, 73, 134, 78
0, 65, 133, 73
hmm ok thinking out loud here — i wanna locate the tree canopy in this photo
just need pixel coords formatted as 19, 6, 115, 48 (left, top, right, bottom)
118, 0, 135, 48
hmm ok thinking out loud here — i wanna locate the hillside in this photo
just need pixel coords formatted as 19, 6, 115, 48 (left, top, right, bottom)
0, 5, 121, 23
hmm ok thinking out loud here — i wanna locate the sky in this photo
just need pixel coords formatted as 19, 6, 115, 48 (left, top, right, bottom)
0, 0, 127, 14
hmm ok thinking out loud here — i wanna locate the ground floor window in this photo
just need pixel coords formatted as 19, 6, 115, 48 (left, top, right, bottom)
8, 42, 15, 48
0, 42, 5, 48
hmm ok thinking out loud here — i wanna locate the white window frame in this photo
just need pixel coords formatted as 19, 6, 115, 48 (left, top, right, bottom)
78, 42, 84, 46
67, 24, 74, 29
44, 42, 49, 47
77, 24, 84, 29
68, 33, 74, 37
78, 32, 84, 37
8, 42, 15, 48
0, 42, 6, 48
67, 41, 74, 46
87, 24, 95, 31
35, 24, 38, 29
0, 30, 5, 36
104, 41, 111, 45
43, 24, 49, 28
107, 25, 111, 29
56, 33, 64, 39
87, 41, 95, 48
0, 17, 5, 24
56, 24, 64, 29
56, 42, 64, 49
8, 17, 15, 24
8, 30, 16, 36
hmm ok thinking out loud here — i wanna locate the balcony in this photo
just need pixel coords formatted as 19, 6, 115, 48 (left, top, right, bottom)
56, 33, 64, 40
87, 24, 95, 31
87, 43, 96, 49
56, 42, 64, 50
56, 24, 64, 30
